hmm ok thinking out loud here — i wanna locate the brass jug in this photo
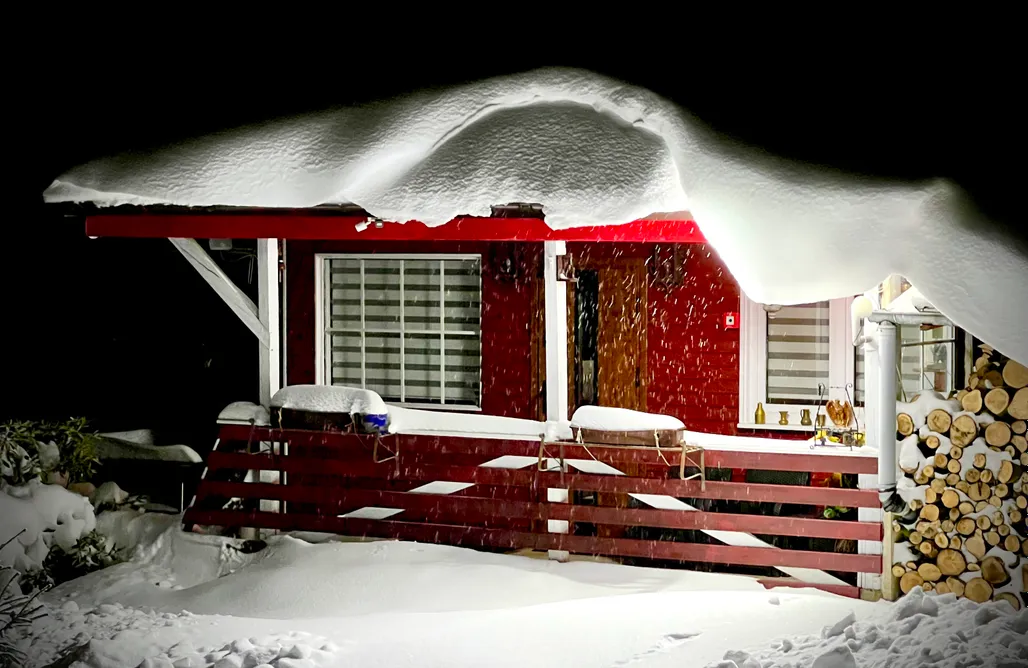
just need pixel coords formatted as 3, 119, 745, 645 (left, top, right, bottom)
800, 409, 813, 426
754, 402, 766, 425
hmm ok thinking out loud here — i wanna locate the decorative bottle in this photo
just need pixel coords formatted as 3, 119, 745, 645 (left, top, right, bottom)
754, 402, 766, 425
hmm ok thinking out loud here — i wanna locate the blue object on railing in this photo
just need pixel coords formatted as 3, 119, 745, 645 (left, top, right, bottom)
362, 413, 389, 434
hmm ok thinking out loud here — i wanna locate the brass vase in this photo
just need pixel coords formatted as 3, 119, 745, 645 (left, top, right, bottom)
778, 411, 790, 426
754, 402, 766, 425
800, 409, 813, 426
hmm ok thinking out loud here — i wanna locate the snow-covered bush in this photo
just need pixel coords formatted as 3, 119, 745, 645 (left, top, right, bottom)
0, 418, 100, 487
0, 479, 97, 575
0, 439, 39, 487
35, 530, 120, 589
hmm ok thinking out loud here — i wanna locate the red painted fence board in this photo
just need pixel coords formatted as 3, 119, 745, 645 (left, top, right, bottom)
204, 451, 882, 508
216, 426, 878, 474
196, 481, 882, 541
185, 509, 881, 574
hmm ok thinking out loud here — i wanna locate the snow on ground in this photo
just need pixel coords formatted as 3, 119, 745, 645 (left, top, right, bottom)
16, 510, 889, 668
15, 509, 1026, 667
0, 478, 97, 571
43, 68, 1028, 361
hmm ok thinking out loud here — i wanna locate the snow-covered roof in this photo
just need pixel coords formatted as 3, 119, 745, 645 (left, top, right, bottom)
43, 68, 1028, 362
885, 285, 937, 316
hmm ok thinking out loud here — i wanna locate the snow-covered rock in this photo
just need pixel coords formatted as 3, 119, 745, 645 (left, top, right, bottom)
91, 481, 130, 509
0, 479, 96, 572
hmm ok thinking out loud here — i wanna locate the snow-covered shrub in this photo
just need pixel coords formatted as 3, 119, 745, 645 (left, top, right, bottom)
0, 439, 39, 487
37, 530, 120, 588
0, 418, 100, 486
0, 479, 97, 575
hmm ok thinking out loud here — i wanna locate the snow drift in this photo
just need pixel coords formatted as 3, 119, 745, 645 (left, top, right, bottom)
707, 587, 1027, 668
0, 479, 97, 572
43, 68, 1028, 361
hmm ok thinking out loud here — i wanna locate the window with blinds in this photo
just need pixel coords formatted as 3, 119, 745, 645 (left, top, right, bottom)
766, 301, 831, 404
323, 255, 483, 408
898, 324, 956, 400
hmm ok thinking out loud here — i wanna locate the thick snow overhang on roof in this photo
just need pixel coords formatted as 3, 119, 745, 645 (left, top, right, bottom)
44, 68, 1028, 362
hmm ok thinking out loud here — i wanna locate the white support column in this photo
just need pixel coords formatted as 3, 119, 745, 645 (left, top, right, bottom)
544, 241, 569, 422
543, 241, 570, 561
857, 325, 882, 592
257, 238, 281, 407
256, 239, 282, 537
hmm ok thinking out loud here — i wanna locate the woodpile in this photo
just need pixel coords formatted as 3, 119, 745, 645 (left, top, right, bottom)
891, 349, 1028, 609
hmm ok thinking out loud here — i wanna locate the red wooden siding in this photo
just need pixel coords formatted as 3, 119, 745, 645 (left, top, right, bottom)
285, 240, 540, 419
286, 240, 805, 439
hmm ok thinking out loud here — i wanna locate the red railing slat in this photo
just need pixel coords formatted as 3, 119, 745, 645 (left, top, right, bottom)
195, 481, 882, 541
205, 451, 881, 508
216, 425, 878, 474
183, 509, 881, 574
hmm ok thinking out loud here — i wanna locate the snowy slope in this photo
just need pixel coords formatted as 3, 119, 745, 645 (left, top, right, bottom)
20, 511, 888, 668
43, 68, 1028, 361
20, 511, 1024, 668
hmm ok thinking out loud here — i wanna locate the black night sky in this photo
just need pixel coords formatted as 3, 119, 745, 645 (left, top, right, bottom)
8, 22, 1024, 449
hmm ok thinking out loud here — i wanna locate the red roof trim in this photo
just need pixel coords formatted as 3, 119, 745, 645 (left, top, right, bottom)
84, 214, 706, 243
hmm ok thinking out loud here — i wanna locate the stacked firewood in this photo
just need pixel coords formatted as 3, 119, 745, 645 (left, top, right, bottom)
891, 347, 1028, 609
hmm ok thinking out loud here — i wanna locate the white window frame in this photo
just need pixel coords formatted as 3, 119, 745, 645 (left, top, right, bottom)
738, 294, 861, 431
315, 252, 484, 411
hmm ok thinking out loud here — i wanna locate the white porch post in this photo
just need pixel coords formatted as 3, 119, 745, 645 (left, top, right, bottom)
857, 326, 882, 594
257, 239, 282, 527
543, 241, 570, 561
257, 239, 281, 407
544, 241, 569, 422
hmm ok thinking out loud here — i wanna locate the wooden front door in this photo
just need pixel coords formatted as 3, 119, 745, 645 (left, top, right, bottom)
531, 253, 649, 420
568, 256, 648, 416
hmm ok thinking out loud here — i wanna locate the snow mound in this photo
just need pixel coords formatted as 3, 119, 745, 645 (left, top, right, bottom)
0, 479, 97, 572
99, 429, 155, 446
52, 514, 766, 620
95, 437, 202, 464
270, 385, 387, 416
708, 588, 1028, 668
571, 406, 684, 432
217, 401, 271, 426
42, 68, 1028, 362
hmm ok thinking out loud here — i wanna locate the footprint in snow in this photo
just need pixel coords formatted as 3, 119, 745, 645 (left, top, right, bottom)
610, 631, 702, 666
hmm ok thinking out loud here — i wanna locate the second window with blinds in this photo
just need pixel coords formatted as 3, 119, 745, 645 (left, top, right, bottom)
738, 295, 861, 428
317, 254, 483, 409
